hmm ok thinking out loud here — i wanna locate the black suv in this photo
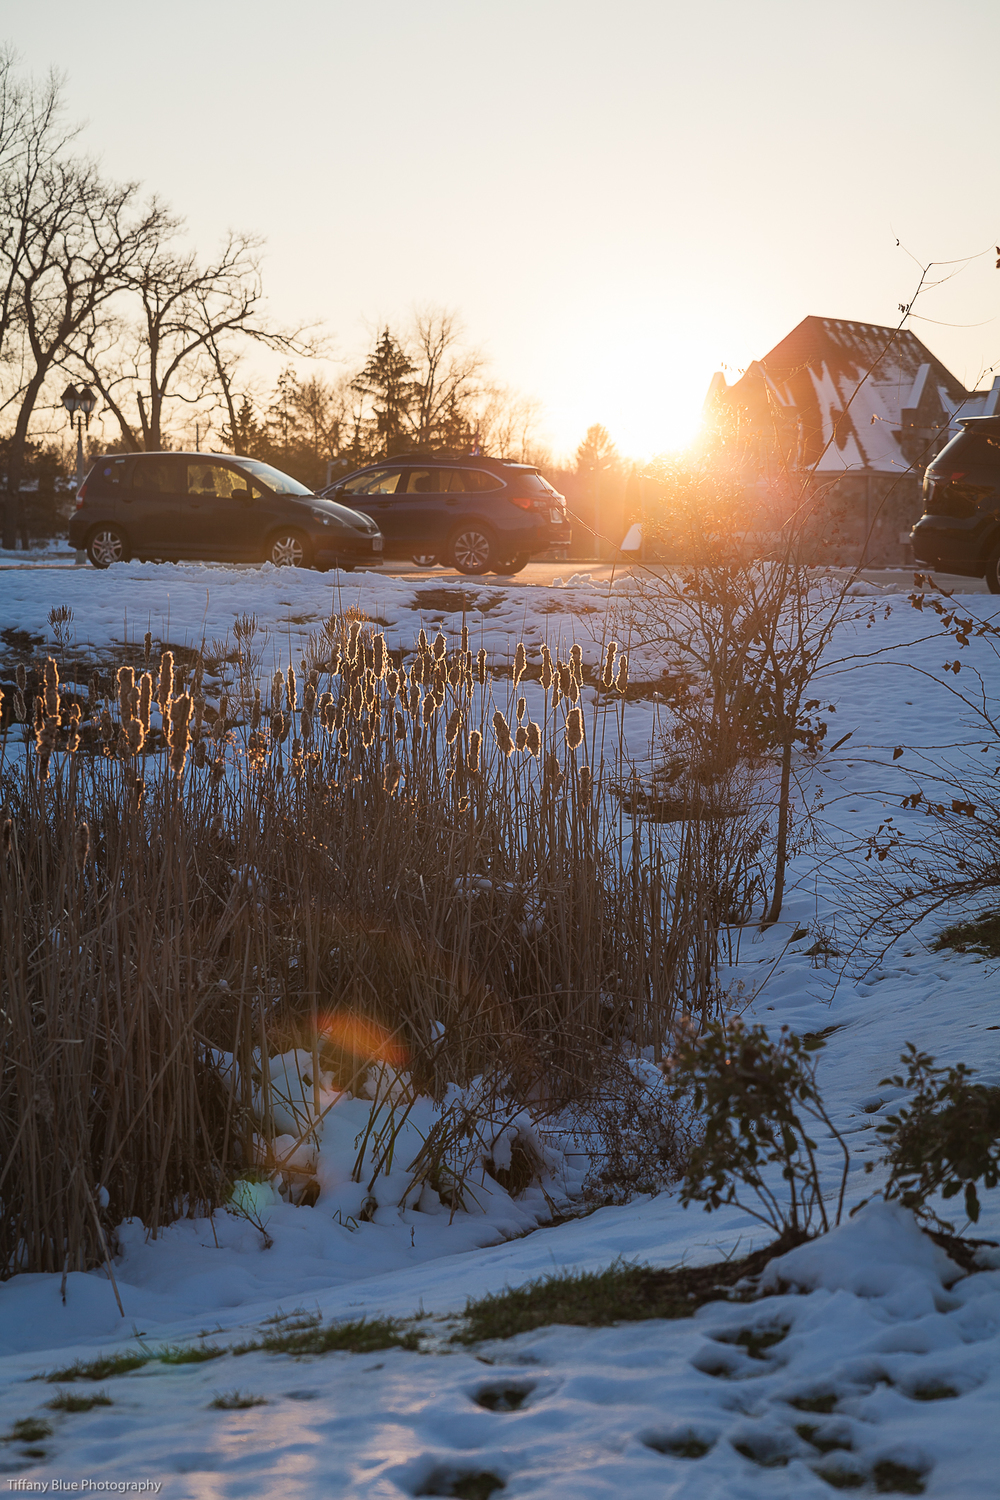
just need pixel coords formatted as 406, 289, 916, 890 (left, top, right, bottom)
320, 456, 571, 574
911, 417, 1000, 592
69, 453, 383, 570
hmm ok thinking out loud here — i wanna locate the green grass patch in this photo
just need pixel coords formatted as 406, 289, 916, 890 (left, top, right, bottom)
233, 1316, 420, 1357
814, 1465, 865, 1490
788, 1391, 839, 1414
933, 908, 1000, 957
41, 1351, 150, 1383
453, 1242, 784, 1344
210, 1391, 268, 1410
156, 1343, 227, 1365
908, 1382, 958, 1401
715, 1323, 789, 1360
4, 1418, 52, 1443
872, 1459, 927, 1494
46, 1392, 113, 1413
796, 1423, 852, 1454
644, 1432, 713, 1459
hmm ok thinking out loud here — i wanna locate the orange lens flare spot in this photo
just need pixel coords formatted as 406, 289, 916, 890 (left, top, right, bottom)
318, 1011, 407, 1067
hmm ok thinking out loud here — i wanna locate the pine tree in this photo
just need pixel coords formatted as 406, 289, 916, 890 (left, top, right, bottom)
352, 329, 416, 456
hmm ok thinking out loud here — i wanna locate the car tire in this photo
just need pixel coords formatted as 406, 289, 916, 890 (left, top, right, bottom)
492, 551, 531, 575
267, 530, 311, 568
411, 553, 439, 568
449, 525, 496, 576
87, 525, 130, 569
985, 543, 1000, 595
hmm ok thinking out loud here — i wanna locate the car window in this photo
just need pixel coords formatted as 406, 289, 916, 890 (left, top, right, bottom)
132, 457, 178, 493
462, 469, 504, 493
511, 470, 556, 495
185, 462, 255, 498
404, 469, 464, 494
231, 458, 312, 495
342, 469, 402, 495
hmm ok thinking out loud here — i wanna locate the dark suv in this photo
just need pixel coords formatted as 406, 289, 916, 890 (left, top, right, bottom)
320, 456, 571, 574
911, 417, 1000, 592
69, 453, 383, 570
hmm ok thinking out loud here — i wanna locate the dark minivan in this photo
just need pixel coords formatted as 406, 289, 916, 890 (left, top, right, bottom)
911, 417, 1000, 592
321, 455, 571, 574
69, 452, 383, 570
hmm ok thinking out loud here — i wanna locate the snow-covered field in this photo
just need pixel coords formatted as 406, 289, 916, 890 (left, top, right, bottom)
1, 560, 999, 1498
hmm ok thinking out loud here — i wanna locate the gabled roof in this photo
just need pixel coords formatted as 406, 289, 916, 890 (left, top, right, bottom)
707, 316, 1000, 475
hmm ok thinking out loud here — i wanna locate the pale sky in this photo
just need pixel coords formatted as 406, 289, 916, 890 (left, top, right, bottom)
12, 0, 1000, 461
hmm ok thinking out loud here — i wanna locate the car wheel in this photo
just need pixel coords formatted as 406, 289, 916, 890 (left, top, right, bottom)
411, 553, 439, 568
492, 551, 531, 575
268, 530, 311, 568
450, 525, 496, 575
87, 526, 130, 569
986, 543, 1000, 595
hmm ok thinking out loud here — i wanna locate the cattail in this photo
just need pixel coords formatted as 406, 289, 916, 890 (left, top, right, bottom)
570, 643, 583, 679
446, 708, 462, 744
492, 709, 514, 756
458, 793, 470, 812
558, 663, 572, 700
540, 644, 553, 690
602, 641, 617, 688
347, 620, 362, 666
513, 641, 527, 687
394, 711, 406, 741
271, 710, 289, 744
300, 708, 313, 742
65, 702, 81, 754
1, 819, 12, 857
544, 749, 564, 790
138, 673, 152, 734
386, 669, 399, 698
12, 687, 25, 722
422, 692, 437, 726
271, 670, 284, 710
73, 820, 90, 872
432, 631, 446, 661
329, 644, 342, 677
615, 654, 629, 694
211, 753, 226, 785
417, 626, 428, 652
515, 724, 527, 752
565, 707, 584, 751
251, 688, 262, 730
286, 665, 297, 713
363, 669, 376, 710
125, 715, 144, 756
338, 726, 349, 758
468, 729, 482, 772
476, 648, 487, 685
516, 696, 526, 723
132, 774, 146, 809
214, 694, 229, 741
461, 622, 470, 654
168, 693, 192, 779
33, 696, 44, 735
194, 738, 208, 769
15, 663, 26, 692
100, 707, 115, 746
448, 659, 462, 688
157, 651, 173, 715
373, 633, 386, 679
408, 682, 420, 717
303, 680, 317, 715
526, 721, 541, 757
42, 658, 60, 720
383, 760, 401, 794
579, 764, 593, 800
87, 669, 100, 710
117, 665, 135, 723
143, 630, 152, 664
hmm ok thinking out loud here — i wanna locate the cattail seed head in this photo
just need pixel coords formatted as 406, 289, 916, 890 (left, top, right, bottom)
43, 658, 60, 720
476, 648, 487, 685
386, 669, 399, 698
544, 749, 564, 790
303, 680, 317, 715
194, 738, 208, 768
458, 793, 470, 812
383, 760, 401, 794
157, 651, 173, 715
468, 729, 482, 772
461, 623, 469, 654
492, 709, 514, 756
363, 669, 376, 710
513, 641, 527, 686
286, 665, 297, 713
168, 693, 192, 779
138, 674, 152, 733
338, 725, 349, 758
347, 620, 362, 666
540, 644, 553, 690
15, 662, 26, 692
579, 764, 593, 800
565, 707, 584, 751
1, 818, 12, 857
300, 708, 313, 742
417, 626, 428, 652
117, 665, 135, 722
13, 687, 26, 722
33, 697, 44, 734
526, 721, 541, 757
421, 692, 437, 726
448, 659, 462, 688
329, 644, 342, 677
143, 630, 152, 663
408, 682, 420, 717
394, 710, 406, 741
251, 688, 262, 731
74, 820, 90, 872
615, 654, 629, 694
66, 703, 82, 754
100, 706, 115, 746
126, 716, 144, 756
373, 633, 386, 679
515, 724, 527, 751
433, 631, 447, 661
558, 663, 572, 699
271, 710, 289, 744
516, 696, 526, 723
271, 670, 284, 710
602, 642, 617, 688
570, 643, 583, 678
446, 708, 462, 744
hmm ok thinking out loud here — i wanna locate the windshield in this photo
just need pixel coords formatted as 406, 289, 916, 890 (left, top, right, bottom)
231, 458, 313, 496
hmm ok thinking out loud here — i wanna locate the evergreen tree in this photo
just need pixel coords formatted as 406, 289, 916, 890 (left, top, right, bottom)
352, 328, 416, 456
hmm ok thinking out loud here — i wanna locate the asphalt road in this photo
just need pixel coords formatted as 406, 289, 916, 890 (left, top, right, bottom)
0, 552, 990, 592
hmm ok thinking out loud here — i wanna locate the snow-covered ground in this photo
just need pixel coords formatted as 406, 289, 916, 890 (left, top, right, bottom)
1, 560, 999, 1498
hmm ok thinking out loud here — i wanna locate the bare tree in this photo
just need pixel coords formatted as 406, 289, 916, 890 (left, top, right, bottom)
0, 59, 166, 546
404, 307, 484, 449
71, 227, 315, 453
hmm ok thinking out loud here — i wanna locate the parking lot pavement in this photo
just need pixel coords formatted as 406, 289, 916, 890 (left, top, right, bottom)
0, 552, 990, 592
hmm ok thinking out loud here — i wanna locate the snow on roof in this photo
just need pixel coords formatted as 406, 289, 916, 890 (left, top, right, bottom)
707, 316, 996, 474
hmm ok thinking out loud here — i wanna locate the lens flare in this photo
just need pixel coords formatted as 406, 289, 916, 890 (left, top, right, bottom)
318, 1011, 407, 1067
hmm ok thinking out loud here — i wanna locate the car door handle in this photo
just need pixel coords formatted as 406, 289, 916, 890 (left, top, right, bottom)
445, 498, 459, 506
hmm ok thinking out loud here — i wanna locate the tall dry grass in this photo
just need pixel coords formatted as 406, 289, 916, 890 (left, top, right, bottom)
0, 618, 749, 1274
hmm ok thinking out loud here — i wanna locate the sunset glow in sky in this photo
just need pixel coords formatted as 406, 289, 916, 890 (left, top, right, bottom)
14, 0, 1000, 461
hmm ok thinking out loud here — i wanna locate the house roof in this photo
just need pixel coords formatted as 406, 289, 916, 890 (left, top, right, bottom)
707, 316, 1000, 475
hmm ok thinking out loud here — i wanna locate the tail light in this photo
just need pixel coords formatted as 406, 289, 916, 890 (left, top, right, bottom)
75, 480, 88, 509
508, 494, 551, 512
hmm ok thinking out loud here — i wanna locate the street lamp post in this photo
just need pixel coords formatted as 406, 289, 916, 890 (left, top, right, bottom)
61, 384, 97, 565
